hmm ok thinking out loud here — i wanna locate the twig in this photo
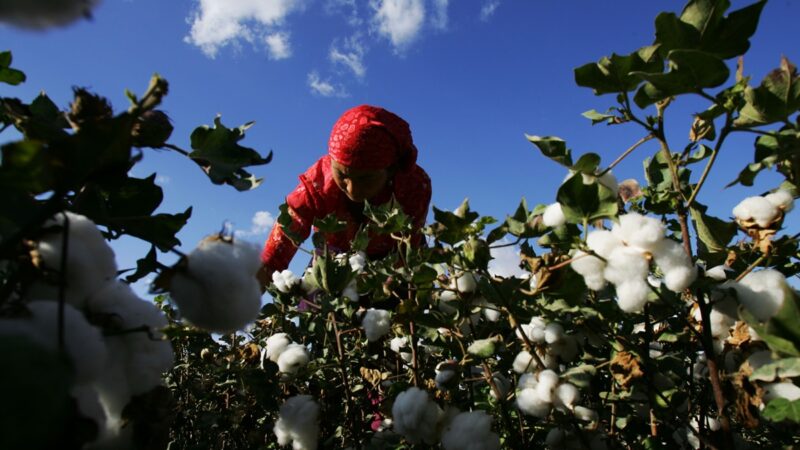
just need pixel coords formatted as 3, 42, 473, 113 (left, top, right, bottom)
735, 253, 768, 282
163, 143, 191, 156
599, 134, 655, 176
686, 113, 733, 209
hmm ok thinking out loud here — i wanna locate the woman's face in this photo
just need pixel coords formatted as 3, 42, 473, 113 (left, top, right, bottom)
331, 159, 391, 202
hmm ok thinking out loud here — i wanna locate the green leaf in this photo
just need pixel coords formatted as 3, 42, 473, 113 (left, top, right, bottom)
582, 109, 618, 125
314, 214, 347, 234
633, 50, 729, 107
699, 1, 765, 59
189, 116, 272, 191
0, 51, 26, 86
571, 153, 601, 174
762, 398, 800, 423
574, 47, 664, 95
739, 306, 800, 357
430, 199, 479, 245
654, 12, 701, 55
750, 357, 800, 382
736, 57, 800, 126
105, 207, 192, 252
689, 203, 736, 265
276, 202, 304, 246
364, 198, 412, 235
124, 245, 160, 283
556, 173, 618, 223
526, 135, 572, 167
727, 130, 800, 187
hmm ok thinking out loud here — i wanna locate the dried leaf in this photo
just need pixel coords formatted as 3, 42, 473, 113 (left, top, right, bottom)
610, 351, 644, 388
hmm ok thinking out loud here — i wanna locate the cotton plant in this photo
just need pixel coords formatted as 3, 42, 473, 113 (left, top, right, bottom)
514, 316, 580, 371
570, 212, 697, 313
362, 308, 392, 342
440, 410, 501, 450
391, 387, 444, 445
515, 370, 585, 420
273, 395, 320, 450
168, 235, 262, 333
262, 333, 310, 378
732, 190, 794, 228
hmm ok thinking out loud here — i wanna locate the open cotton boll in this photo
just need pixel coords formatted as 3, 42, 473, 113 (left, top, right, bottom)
570, 251, 607, 291
765, 190, 794, 212
536, 370, 560, 403
348, 251, 367, 273
542, 203, 567, 228
272, 269, 299, 293
586, 229, 624, 260
277, 343, 310, 376
273, 395, 319, 450
362, 309, 391, 342
435, 361, 458, 389
454, 273, 478, 294
169, 238, 262, 333
34, 212, 118, 307
604, 247, 650, 286
391, 387, 443, 445
763, 382, 800, 401
441, 410, 500, 450
390, 336, 413, 363
615, 279, 651, 313
663, 266, 697, 293
554, 383, 579, 410
266, 333, 291, 363
342, 280, 359, 302
735, 269, 790, 321
72, 385, 107, 433
733, 196, 780, 227
612, 212, 665, 251
544, 323, 565, 344
574, 406, 599, 422
518, 373, 538, 390
513, 351, 538, 374
516, 387, 551, 418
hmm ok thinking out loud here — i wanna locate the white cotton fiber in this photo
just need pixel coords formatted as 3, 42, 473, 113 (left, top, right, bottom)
169, 237, 262, 333
535, 370, 560, 403
733, 196, 780, 227
612, 212, 665, 251
390, 336, 413, 363
705, 265, 729, 281
266, 333, 291, 363
277, 343, 309, 376
586, 230, 623, 259
570, 251, 607, 291
604, 247, 649, 286
516, 387, 551, 418
441, 410, 500, 450
72, 385, 107, 432
518, 373, 538, 390
348, 251, 367, 273
663, 266, 697, 293
652, 238, 697, 292
391, 387, 443, 445
513, 351, 537, 374
543, 203, 567, 228
615, 279, 651, 313
735, 269, 789, 321
34, 212, 117, 307
362, 308, 391, 342
273, 395, 320, 450
574, 406, 598, 422
342, 280, 359, 302
544, 323, 565, 344
554, 383, 579, 410
272, 269, 299, 293
765, 190, 794, 212
454, 273, 478, 294
478, 299, 501, 322
763, 382, 800, 401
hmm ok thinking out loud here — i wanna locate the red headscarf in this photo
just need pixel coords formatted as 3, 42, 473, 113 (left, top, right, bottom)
328, 105, 418, 171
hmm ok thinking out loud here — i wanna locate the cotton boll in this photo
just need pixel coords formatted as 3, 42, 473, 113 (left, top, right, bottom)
272, 269, 299, 294
0, 0, 100, 29
612, 212, 665, 251
454, 273, 478, 294
517, 373, 538, 390
615, 279, 651, 313
266, 333, 291, 363
570, 251, 607, 291
72, 385, 107, 433
362, 309, 391, 342
24, 301, 108, 384
746, 350, 775, 370
574, 406, 598, 422
513, 351, 538, 374
733, 196, 780, 227
348, 251, 367, 273
34, 212, 117, 307
536, 370, 559, 403
551, 335, 579, 362
489, 373, 510, 400
554, 383, 580, 410
705, 265, 729, 281
299, 268, 316, 293
441, 410, 500, 450
390, 336, 413, 363
737, 269, 789, 321
516, 388, 551, 418
477, 299, 501, 322
391, 387, 443, 445
708, 309, 736, 339
277, 343, 309, 376
586, 230, 624, 259
543, 203, 567, 228
663, 266, 697, 292
342, 280, 359, 302
435, 361, 458, 390
273, 395, 320, 450
544, 323, 565, 344
169, 238, 262, 333
604, 246, 649, 286
765, 190, 794, 212
763, 382, 800, 401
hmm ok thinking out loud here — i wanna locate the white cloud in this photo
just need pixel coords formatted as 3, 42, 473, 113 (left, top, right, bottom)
488, 242, 527, 278
234, 211, 275, 239
308, 72, 349, 97
430, 0, 449, 30
185, 0, 305, 58
265, 31, 292, 59
480, 0, 500, 22
325, 0, 362, 26
329, 36, 366, 78
155, 175, 171, 185
371, 0, 426, 51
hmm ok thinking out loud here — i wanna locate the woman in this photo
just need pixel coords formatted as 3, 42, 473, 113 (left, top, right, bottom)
258, 105, 432, 287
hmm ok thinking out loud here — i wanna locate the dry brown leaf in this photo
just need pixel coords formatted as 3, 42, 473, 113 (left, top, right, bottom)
610, 351, 644, 388
360, 367, 384, 388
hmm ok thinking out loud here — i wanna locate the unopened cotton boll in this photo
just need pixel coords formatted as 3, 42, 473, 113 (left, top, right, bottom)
169, 238, 262, 333
440, 410, 500, 450
765, 190, 794, 212
0, 0, 100, 29
736, 269, 790, 321
733, 196, 780, 227
34, 212, 117, 307
266, 333, 291, 363
612, 212, 665, 252
570, 251, 607, 291
513, 351, 537, 374
362, 309, 391, 342
516, 387, 551, 418
543, 202, 567, 228
391, 387, 443, 445
273, 395, 320, 450
615, 279, 651, 313
277, 343, 309, 376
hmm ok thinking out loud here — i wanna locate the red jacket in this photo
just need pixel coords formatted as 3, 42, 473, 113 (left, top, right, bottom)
260, 155, 431, 275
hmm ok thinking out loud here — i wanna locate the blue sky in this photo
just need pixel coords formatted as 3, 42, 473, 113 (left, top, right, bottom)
2, 0, 799, 290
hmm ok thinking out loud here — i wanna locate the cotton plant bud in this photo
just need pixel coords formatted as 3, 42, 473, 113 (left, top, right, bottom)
454, 272, 478, 294
272, 269, 300, 294
574, 405, 599, 422
265, 333, 291, 363
489, 373, 510, 400
513, 351, 538, 374
390, 336, 413, 363
169, 237, 262, 333
570, 251, 607, 291
33, 211, 117, 307
764, 190, 794, 212
553, 383, 580, 410
435, 360, 459, 390
348, 251, 367, 273
535, 370, 560, 403
277, 343, 310, 376
391, 387, 443, 445
763, 382, 800, 402
586, 230, 623, 259
0, 0, 101, 29
615, 279, 651, 313
0, 301, 108, 384
362, 308, 391, 342
612, 212, 665, 252
273, 395, 320, 450
542, 202, 567, 228
733, 196, 781, 228
544, 323, 565, 344
440, 410, 501, 450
